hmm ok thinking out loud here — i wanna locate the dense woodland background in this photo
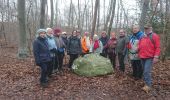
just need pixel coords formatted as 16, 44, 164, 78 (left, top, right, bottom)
0, 0, 170, 59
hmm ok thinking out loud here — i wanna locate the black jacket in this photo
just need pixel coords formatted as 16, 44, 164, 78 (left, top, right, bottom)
67, 36, 82, 54
33, 37, 51, 65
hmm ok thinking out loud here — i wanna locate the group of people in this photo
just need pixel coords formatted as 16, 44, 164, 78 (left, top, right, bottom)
33, 24, 160, 93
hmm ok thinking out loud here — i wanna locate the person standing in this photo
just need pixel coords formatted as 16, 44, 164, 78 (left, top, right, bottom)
53, 28, 66, 72
104, 32, 117, 69
139, 24, 160, 93
116, 29, 129, 72
46, 28, 58, 74
76, 30, 82, 39
127, 25, 144, 80
81, 32, 92, 55
67, 30, 82, 68
61, 32, 68, 48
33, 29, 52, 87
91, 34, 103, 54
99, 31, 109, 57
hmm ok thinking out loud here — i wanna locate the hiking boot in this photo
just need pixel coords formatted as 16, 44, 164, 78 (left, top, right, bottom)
142, 85, 151, 93
40, 82, 48, 88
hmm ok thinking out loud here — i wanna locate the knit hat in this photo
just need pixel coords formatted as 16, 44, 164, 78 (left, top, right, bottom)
37, 29, 47, 34
53, 28, 62, 36
36, 29, 46, 37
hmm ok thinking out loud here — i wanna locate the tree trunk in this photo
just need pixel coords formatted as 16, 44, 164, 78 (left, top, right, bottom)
104, 0, 113, 31
55, 0, 58, 26
97, 0, 100, 33
68, 0, 72, 27
103, 0, 106, 25
91, 0, 99, 37
78, 0, 81, 29
17, 0, 28, 58
50, 0, 54, 27
107, 0, 116, 36
40, 0, 46, 28
139, 0, 150, 31
115, 0, 120, 32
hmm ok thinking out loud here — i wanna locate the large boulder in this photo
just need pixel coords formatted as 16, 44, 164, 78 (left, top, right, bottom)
72, 54, 113, 77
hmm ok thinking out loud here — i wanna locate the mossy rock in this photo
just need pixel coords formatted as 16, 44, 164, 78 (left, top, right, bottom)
72, 54, 114, 77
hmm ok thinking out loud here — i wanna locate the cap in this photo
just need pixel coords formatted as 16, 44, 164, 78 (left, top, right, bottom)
144, 23, 152, 29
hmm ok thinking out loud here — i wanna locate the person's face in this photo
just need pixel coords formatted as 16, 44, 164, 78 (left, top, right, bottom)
39, 32, 46, 38
76, 31, 80, 36
144, 28, 152, 34
119, 30, 125, 36
132, 26, 139, 34
47, 29, 53, 36
73, 31, 77, 36
101, 33, 106, 37
111, 32, 116, 38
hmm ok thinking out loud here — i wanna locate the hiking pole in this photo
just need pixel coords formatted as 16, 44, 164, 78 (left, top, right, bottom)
52, 52, 55, 74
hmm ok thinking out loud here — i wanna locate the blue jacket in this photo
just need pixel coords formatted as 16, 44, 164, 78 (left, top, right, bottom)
46, 35, 57, 50
33, 37, 51, 65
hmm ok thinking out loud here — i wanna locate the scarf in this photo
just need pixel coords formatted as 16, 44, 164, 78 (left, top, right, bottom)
93, 40, 99, 50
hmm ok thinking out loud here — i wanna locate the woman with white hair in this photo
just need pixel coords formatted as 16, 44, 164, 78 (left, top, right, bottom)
46, 28, 58, 74
91, 34, 103, 54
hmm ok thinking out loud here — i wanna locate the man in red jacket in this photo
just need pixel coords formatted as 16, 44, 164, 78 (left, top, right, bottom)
138, 24, 160, 93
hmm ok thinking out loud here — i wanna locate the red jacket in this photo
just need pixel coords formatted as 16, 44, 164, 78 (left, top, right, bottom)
138, 33, 160, 58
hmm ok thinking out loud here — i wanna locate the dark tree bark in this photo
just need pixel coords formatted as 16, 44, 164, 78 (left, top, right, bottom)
91, 0, 99, 38
40, 0, 46, 28
107, 0, 116, 36
17, 0, 28, 58
103, 0, 113, 31
139, 0, 150, 31
50, 0, 54, 27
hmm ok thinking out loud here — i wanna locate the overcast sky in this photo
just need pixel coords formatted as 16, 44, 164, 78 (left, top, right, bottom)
47, 0, 140, 18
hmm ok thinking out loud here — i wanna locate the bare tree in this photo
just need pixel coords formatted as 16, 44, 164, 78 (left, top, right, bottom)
77, 0, 81, 29
50, 0, 54, 27
96, 0, 100, 33
107, 0, 116, 35
162, 0, 170, 61
103, 0, 113, 31
17, 0, 28, 58
40, 0, 46, 28
139, 0, 150, 31
91, 0, 99, 37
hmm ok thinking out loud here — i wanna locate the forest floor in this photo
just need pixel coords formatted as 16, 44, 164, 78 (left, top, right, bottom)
0, 46, 170, 100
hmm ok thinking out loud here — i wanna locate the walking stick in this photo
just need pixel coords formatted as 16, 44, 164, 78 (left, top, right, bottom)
52, 52, 56, 74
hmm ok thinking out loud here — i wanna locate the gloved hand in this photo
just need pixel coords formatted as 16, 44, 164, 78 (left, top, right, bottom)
51, 48, 57, 53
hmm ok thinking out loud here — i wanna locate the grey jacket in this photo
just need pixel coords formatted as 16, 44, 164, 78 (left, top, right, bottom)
116, 36, 129, 54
